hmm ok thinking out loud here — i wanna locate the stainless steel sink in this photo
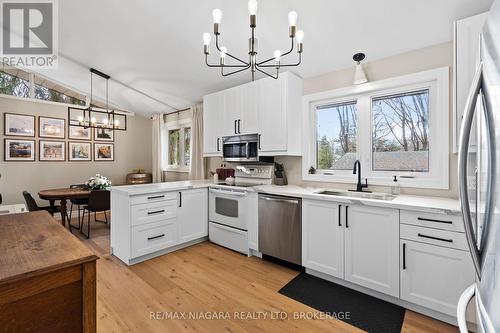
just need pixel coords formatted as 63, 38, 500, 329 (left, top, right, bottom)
315, 190, 396, 201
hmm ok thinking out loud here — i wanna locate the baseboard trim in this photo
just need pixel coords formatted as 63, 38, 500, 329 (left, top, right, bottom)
120, 237, 208, 266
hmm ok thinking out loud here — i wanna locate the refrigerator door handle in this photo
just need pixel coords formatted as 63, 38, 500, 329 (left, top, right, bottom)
458, 62, 483, 278
457, 283, 475, 333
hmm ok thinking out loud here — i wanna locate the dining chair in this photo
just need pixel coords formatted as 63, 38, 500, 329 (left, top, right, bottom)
81, 190, 110, 239
68, 184, 88, 230
22, 191, 62, 217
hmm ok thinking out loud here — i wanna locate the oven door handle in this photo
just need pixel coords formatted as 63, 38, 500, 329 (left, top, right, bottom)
209, 189, 247, 197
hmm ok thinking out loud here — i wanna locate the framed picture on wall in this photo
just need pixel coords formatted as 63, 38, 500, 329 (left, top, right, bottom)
68, 142, 91, 161
39, 141, 65, 161
94, 127, 114, 141
4, 113, 35, 137
39, 117, 65, 139
68, 121, 91, 140
94, 143, 114, 161
4, 139, 35, 161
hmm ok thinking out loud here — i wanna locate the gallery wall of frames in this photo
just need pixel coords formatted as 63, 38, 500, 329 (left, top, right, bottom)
3, 112, 115, 162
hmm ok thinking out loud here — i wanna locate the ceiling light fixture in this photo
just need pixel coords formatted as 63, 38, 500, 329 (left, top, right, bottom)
203, 0, 304, 81
68, 68, 127, 131
353, 53, 368, 85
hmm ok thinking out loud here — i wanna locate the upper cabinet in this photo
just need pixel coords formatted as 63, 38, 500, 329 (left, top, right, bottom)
453, 12, 488, 153
203, 72, 303, 157
203, 91, 224, 155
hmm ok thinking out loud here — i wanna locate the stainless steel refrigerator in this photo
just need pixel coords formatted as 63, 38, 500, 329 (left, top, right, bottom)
457, 1, 500, 332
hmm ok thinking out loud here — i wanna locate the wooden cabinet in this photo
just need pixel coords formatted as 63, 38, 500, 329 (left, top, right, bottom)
179, 188, 209, 243
453, 12, 488, 152
344, 204, 400, 298
203, 91, 224, 156
302, 199, 344, 279
400, 240, 475, 317
0, 211, 98, 333
203, 71, 303, 156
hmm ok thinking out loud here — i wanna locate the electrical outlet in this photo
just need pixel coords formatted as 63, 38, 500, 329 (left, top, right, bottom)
468, 176, 477, 190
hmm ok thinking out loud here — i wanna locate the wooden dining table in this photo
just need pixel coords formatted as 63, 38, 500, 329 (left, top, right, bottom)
38, 188, 91, 227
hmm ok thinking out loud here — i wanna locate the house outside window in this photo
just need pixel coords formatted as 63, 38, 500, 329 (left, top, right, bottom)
303, 67, 449, 189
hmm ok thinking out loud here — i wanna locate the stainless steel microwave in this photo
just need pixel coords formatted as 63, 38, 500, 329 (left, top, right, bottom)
222, 134, 259, 162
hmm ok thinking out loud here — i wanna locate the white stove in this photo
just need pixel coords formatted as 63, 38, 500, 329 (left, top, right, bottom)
208, 165, 273, 254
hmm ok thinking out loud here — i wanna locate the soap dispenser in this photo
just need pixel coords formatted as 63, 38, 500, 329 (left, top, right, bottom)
391, 176, 400, 195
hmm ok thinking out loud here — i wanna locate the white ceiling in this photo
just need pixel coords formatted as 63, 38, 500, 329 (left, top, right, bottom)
40, 0, 493, 116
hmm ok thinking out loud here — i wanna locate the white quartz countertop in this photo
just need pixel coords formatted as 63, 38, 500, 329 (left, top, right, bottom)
253, 185, 461, 215
111, 180, 461, 215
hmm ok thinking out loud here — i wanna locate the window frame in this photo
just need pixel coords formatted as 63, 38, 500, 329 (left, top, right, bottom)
302, 67, 449, 189
165, 118, 192, 173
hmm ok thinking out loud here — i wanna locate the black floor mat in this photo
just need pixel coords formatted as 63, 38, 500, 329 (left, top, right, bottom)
279, 273, 406, 333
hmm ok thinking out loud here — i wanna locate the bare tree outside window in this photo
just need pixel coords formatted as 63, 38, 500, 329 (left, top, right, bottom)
316, 101, 357, 170
372, 89, 430, 172
0, 71, 30, 98
168, 129, 180, 166
184, 127, 191, 167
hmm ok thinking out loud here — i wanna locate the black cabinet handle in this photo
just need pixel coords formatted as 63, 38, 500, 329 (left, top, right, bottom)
338, 205, 342, 227
234, 120, 237, 134
417, 217, 453, 224
147, 209, 165, 215
216, 138, 220, 151
258, 134, 261, 149
238, 119, 241, 133
148, 234, 165, 241
417, 233, 453, 243
345, 206, 349, 228
403, 243, 406, 270
179, 192, 182, 207
147, 195, 165, 200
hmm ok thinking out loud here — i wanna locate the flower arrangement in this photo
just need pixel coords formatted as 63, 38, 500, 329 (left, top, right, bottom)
86, 174, 112, 190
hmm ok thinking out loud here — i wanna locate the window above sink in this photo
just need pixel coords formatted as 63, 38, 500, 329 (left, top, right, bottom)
303, 67, 450, 190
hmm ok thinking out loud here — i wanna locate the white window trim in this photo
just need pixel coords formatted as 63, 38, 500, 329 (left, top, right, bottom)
302, 67, 449, 189
164, 118, 192, 173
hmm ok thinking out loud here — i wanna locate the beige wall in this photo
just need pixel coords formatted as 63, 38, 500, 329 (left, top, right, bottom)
206, 42, 458, 198
0, 96, 152, 205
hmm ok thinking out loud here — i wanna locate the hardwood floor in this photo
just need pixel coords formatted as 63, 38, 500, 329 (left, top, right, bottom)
74, 215, 459, 333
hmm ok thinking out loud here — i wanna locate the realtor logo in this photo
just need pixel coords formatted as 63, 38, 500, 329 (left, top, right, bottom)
0, 0, 58, 68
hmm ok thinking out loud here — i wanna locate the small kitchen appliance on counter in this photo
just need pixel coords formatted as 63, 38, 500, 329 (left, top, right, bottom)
274, 162, 287, 185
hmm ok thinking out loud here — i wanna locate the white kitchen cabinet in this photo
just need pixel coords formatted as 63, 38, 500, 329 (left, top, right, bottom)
203, 91, 224, 156
344, 204, 400, 297
111, 186, 209, 265
240, 82, 259, 135
223, 86, 241, 137
258, 72, 302, 155
453, 12, 488, 153
400, 240, 475, 317
179, 188, 208, 243
302, 199, 344, 279
203, 71, 302, 157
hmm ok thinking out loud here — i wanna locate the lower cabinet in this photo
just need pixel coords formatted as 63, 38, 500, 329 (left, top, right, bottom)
179, 188, 208, 243
302, 200, 344, 279
302, 200, 399, 298
344, 205, 400, 298
400, 239, 475, 317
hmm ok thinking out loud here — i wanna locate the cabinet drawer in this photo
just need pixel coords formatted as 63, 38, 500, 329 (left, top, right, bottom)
131, 219, 177, 258
400, 224, 469, 251
131, 200, 177, 226
209, 222, 248, 255
130, 191, 178, 206
400, 210, 463, 232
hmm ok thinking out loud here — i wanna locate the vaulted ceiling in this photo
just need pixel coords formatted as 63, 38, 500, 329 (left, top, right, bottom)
35, 0, 493, 116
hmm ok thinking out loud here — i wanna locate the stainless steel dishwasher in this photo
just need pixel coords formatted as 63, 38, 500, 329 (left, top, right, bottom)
258, 194, 302, 265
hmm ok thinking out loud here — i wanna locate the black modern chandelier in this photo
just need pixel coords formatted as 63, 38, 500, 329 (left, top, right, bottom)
203, 0, 304, 81
68, 68, 127, 131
